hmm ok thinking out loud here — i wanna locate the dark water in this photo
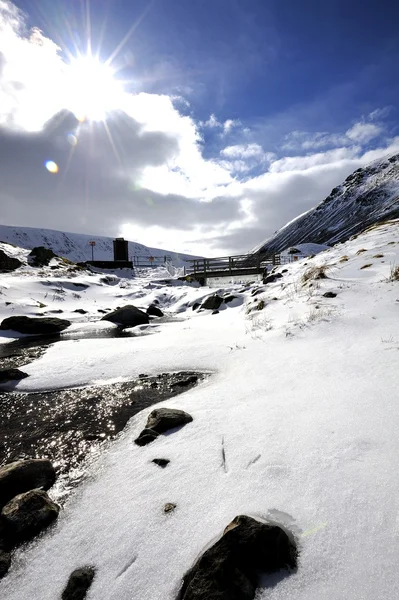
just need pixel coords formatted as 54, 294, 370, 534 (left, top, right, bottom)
0, 372, 203, 501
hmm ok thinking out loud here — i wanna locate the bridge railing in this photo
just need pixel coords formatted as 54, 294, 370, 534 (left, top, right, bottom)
185, 253, 286, 275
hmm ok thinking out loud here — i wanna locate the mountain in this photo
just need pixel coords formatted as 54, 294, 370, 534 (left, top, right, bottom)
253, 152, 399, 255
0, 225, 198, 266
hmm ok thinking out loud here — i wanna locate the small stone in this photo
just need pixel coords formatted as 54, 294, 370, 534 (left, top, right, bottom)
323, 291, 337, 298
152, 459, 170, 468
73, 309, 88, 314
134, 428, 160, 446
62, 566, 96, 600
146, 408, 193, 434
164, 503, 176, 514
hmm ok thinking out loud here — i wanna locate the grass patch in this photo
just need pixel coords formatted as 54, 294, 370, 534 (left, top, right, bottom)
389, 265, 399, 281
356, 248, 367, 255
360, 264, 373, 270
301, 265, 328, 284
256, 300, 265, 311
373, 253, 384, 258
339, 256, 349, 262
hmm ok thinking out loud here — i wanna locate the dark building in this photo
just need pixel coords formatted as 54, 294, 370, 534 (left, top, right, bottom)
113, 238, 129, 262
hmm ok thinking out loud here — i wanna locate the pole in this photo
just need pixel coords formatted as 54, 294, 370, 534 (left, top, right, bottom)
91, 245, 94, 261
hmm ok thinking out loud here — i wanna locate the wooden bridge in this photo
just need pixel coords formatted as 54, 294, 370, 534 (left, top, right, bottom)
185, 253, 287, 284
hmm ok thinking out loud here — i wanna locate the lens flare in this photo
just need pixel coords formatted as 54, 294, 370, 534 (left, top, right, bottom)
45, 160, 59, 173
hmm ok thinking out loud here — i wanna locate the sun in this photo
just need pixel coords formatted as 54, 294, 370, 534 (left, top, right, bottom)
65, 54, 125, 122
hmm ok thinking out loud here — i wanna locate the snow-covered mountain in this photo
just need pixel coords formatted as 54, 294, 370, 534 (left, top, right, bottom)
253, 152, 399, 255
0, 225, 198, 266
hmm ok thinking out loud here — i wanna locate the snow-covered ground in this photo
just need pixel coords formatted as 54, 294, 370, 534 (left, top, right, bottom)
1, 220, 399, 599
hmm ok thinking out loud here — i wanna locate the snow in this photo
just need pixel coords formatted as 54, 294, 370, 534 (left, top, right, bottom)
1, 220, 399, 599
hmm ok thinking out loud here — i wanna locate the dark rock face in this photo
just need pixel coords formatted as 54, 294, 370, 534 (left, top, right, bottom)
1, 489, 60, 544
0, 459, 56, 510
134, 428, 160, 446
323, 291, 337, 298
0, 549, 11, 579
0, 369, 29, 383
192, 303, 200, 311
201, 295, 223, 311
101, 305, 149, 328
152, 458, 170, 468
0, 316, 71, 335
28, 246, 57, 267
177, 515, 297, 600
0, 250, 21, 272
146, 408, 193, 434
147, 305, 164, 317
62, 566, 96, 600
224, 295, 237, 304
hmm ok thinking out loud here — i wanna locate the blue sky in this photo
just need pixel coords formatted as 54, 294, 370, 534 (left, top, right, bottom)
1, 0, 399, 254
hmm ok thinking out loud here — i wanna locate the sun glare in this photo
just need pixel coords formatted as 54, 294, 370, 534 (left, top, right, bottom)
65, 55, 125, 122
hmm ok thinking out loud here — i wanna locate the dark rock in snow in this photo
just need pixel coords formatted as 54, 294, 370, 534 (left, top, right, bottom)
224, 295, 237, 304
134, 428, 160, 446
0, 549, 11, 579
201, 295, 223, 311
0, 316, 70, 335
146, 408, 193, 434
263, 273, 283, 284
212, 310, 219, 315
171, 375, 198, 388
28, 246, 57, 267
101, 305, 149, 328
164, 503, 176, 514
0, 250, 21, 272
177, 515, 297, 600
152, 458, 170, 468
323, 291, 337, 298
192, 302, 200, 311
61, 566, 96, 600
147, 305, 164, 317
0, 368, 28, 383
1, 489, 60, 544
0, 459, 56, 510
73, 309, 88, 314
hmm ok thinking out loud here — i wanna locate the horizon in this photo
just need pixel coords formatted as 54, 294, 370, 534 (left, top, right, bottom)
1, 0, 399, 256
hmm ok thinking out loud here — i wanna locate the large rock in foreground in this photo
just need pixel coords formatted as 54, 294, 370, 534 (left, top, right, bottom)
0, 459, 56, 509
201, 295, 223, 311
62, 566, 96, 600
1, 489, 60, 544
0, 250, 21, 272
28, 246, 57, 267
177, 515, 297, 600
146, 408, 193, 434
0, 316, 70, 335
101, 305, 149, 328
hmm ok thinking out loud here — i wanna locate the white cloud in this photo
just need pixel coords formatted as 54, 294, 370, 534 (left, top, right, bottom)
346, 122, 383, 143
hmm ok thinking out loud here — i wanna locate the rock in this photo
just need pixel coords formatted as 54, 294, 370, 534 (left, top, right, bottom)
147, 305, 164, 317
212, 310, 219, 315
164, 503, 176, 514
73, 309, 88, 314
101, 305, 149, 328
0, 459, 56, 510
323, 291, 337, 298
62, 566, 96, 600
134, 428, 160, 446
0, 549, 11, 579
177, 515, 297, 600
28, 246, 57, 267
224, 295, 237, 304
171, 375, 198, 388
192, 303, 200, 311
0, 250, 21, 272
1, 489, 60, 544
0, 368, 29, 383
263, 273, 283, 284
146, 408, 193, 434
152, 459, 170, 468
201, 295, 223, 311
0, 316, 70, 335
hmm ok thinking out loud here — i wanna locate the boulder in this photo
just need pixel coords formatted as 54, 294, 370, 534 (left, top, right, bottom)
263, 273, 283, 284
146, 408, 193, 434
1, 489, 60, 544
177, 515, 297, 600
0, 250, 21, 272
0, 316, 70, 335
0, 459, 56, 509
0, 549, 11, 579
201, 295, 223, 311
171, 375, 198, 388
224, 295, 237, 304
147, 305, 164, 317
152, 459, 170, 468
134, 428, 160, 446
192, 303, 201, 311
0, 368, 29, 383
323, 291, 337, 298
28, 246, 57, 267
101, 305, 149, 328
73, 309, 88, 314
62, 566, 96, 600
